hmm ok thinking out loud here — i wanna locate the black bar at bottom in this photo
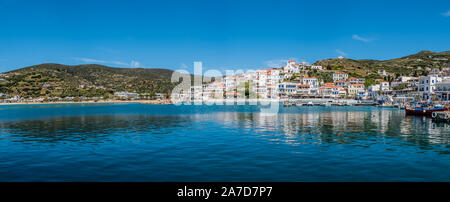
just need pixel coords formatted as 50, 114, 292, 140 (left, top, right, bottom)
0, 182, 447, 201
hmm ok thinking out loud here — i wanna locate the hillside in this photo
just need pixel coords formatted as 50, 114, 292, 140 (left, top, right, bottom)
313, 50, 450, 78
0, 63, 179, 98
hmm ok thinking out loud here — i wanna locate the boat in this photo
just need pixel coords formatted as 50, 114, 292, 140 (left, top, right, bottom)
393, 103, 406, 109
322, 103, 332, 107
353, 101, 376, 106
283, 101, 293, 107
405, 104, 450, 116
307, 101, 314, 106
432, 111, 450, 122
378, 103, 397, 108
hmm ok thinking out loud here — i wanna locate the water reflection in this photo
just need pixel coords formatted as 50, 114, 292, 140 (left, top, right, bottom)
0, 105, 449, 154
0, 115, 192, 143
210, 109, 450, 153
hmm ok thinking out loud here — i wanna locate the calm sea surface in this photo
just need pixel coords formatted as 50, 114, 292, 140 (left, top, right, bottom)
0, 103, 449, 181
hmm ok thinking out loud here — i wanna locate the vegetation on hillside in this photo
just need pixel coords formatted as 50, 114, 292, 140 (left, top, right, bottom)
0, 50, 449, 99
0, 63, 179, 98
313, 50, 450, 78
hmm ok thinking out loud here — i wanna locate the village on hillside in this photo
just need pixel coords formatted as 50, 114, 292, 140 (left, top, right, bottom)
171, 59, 450, 104
1, 57, 450, 105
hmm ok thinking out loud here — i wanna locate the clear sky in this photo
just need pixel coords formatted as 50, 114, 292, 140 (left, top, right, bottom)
0, 0, 449, 72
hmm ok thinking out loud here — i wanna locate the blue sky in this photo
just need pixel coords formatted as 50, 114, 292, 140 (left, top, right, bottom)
0, 0, 449, 72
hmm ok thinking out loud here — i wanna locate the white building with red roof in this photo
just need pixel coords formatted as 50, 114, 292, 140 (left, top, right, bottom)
283, 60, 300, 73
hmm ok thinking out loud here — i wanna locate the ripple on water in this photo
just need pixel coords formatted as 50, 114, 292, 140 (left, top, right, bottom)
0, 104, 449, 181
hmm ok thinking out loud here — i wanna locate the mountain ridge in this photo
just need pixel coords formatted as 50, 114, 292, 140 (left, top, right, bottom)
1, 63, 179, 98
1, 50, 449, 99
312, 50, 450, 78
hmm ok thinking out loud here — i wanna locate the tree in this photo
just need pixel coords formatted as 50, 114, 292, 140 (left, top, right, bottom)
364, 78, 375, 88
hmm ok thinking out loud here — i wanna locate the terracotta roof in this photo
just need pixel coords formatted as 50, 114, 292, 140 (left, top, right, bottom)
321, 85, 339, 88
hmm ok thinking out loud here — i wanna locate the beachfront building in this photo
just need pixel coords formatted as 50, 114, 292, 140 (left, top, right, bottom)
435, 79, 450, 101
114, 92, 139, 99
266, 83, 278, 99
418, 75, 442, 100
203, 82, 225, 99
391, 76, 417, 88
380, 81, 390, 91
255, 83, 268, 99
296, 84, 311, 96
300, 77, 319, 88
367, 84, 381, 99
332, 71, 348, 82
348, 84, 365, 98
318, 84, 342, 98
155, 93, 165, 100
278, 82, 298, 98
391, 77, 419, 98
190, 86, 204, 102
225, 92, 243, 99
338, 89, 347, 97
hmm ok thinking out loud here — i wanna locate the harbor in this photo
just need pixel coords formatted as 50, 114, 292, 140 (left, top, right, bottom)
0, 103, 450, 181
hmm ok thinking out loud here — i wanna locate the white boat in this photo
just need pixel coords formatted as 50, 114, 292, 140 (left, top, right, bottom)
307, 101, 314, 106
378, 103, 396, 108
322, 101, 332, 107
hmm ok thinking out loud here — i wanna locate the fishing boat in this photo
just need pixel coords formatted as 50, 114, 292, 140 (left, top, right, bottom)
405, 104, 450, 116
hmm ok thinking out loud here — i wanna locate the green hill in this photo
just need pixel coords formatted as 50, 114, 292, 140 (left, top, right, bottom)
1, 50, 449, 99
0, 63, 180, 98
313, 50, 450, 78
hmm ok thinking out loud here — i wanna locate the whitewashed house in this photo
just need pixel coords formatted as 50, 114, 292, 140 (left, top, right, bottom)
418, 76, 442, 100
332, 71, 348, 82
283, 60, 300, 74
435, 79, 450, 101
